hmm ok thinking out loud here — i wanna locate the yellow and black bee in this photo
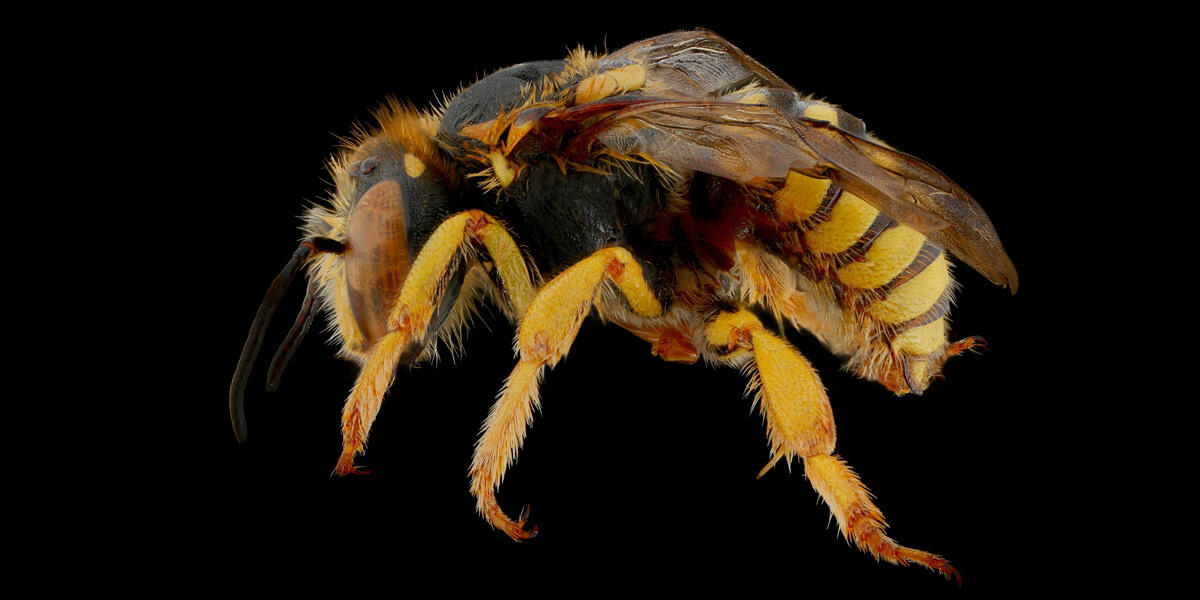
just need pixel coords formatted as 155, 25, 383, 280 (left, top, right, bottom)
230, 29, 1015, 583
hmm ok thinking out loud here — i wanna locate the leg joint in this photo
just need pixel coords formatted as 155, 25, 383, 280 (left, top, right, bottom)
704, 308, 763, 354
463, 209, 492, 235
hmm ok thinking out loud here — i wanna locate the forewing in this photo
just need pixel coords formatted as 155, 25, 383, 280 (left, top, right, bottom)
578, 30, 1018, 290
603, 29, 792, 96
593, 101, 821, 182
833, 129, 1018, 291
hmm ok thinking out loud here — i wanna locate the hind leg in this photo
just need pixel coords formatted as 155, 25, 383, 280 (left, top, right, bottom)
705, 307, 960, 583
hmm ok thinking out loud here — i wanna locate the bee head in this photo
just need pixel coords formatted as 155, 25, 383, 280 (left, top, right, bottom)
234, 104, 464, 443
334, 103, 457, 211
302, 103, 465, 249
301, 103, 465, 350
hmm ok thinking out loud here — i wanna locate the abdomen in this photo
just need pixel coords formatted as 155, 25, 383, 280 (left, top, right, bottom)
772, 168, 955, 394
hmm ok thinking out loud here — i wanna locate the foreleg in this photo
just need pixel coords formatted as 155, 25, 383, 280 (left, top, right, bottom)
335, 210, 535, 475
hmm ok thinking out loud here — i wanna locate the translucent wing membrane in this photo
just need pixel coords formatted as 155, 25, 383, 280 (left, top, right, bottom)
603, 28, 792, 95
575, 30, 1018, 290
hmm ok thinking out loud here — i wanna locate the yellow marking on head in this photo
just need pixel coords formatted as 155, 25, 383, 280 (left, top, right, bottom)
774, 171, 831, 224
490, 151, 516, 187
367, 101, 445, 162
837, 225, 926, 289
329, 100, 454, 214
572, 64, 646, 105
868, 253, 950, 324
804, 103, 840, 125
404, 153, 426, 178
891, 317, 947, 356
805, 192, 878, 254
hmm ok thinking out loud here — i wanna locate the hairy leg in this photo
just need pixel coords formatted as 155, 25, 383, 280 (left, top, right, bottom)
705, 307, 959, 583
335, 210, 535, 475
470, 247, 663, 538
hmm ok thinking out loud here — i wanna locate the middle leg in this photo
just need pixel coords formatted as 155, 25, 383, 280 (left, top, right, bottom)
469, 246, 664, 539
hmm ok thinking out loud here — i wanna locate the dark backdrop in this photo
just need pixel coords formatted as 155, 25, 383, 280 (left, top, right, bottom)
135, 11, 1093, 595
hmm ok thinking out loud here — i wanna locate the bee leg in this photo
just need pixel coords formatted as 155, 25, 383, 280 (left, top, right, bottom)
947, 335, 986, 355
470, 247, 663, 539
705, 307, 961, 585
733, 240, 844, 343
335, 210, 535, 475
608, 318, 699, 364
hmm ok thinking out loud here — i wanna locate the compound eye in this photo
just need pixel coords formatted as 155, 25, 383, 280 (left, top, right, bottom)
344, 178, 410, 347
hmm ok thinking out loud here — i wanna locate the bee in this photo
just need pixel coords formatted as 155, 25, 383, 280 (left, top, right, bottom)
230, 29, 1015, 583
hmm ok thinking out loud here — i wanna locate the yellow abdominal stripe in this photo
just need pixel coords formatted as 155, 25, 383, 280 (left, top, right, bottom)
774, 171, 831, 224
804, 193, 877, 254
770, 105, 847, 224
838, 225, 925, 289
868, 253, 949, 324
891, 317, 946, 355
773, 159, 950, 356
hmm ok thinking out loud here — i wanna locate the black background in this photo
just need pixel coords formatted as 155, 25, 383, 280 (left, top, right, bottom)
109, 9, 1108, 596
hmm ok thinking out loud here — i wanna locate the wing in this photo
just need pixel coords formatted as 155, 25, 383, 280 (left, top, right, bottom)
560, 30, 1018, 292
